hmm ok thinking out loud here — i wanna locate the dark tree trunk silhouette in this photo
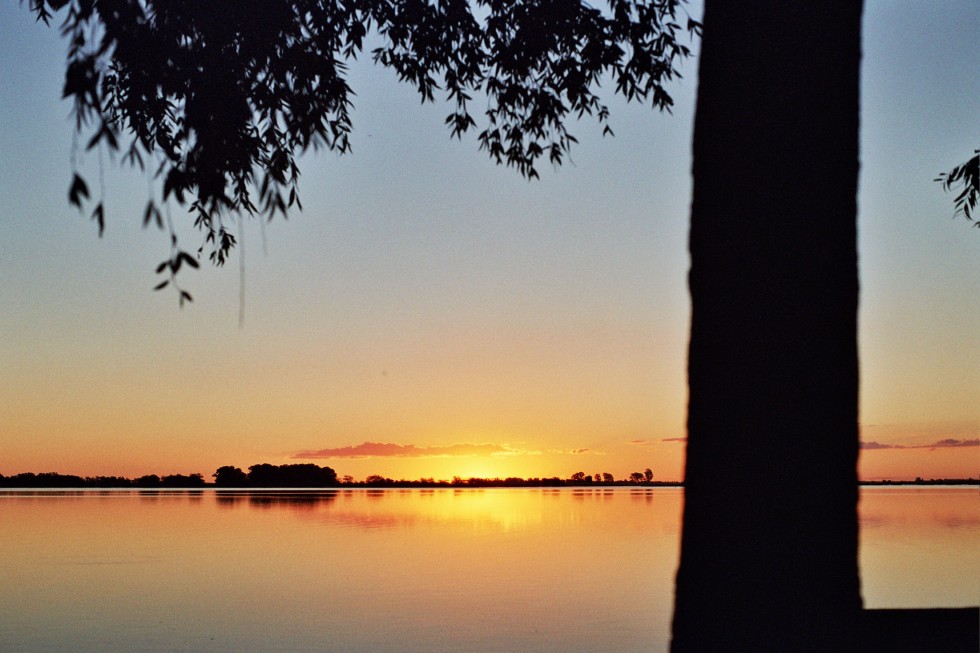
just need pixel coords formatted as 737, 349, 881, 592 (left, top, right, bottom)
672, 2, 864, 651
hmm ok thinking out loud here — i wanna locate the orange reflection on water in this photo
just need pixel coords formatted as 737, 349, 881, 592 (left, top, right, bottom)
0, 488, 684, 653
859, 487, 978, 608
2, 486, 974, 652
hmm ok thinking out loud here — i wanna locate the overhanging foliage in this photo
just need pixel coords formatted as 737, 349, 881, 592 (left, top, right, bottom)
31, 0, 699, 296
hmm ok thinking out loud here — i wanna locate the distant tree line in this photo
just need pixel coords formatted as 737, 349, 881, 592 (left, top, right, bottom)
0, 465, 659, 488
2, 467, 975, 489
213, 464, 338, 487
0, 471, 206, 488
860, 477, 980, 486
354, 473, 673, 488
0, 464, 339, 488
356, 468, 666, 487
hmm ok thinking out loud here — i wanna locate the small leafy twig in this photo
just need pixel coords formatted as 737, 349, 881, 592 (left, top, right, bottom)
935, 149, 979, 226
153, 247, 198, 307
152, 203, 198, 307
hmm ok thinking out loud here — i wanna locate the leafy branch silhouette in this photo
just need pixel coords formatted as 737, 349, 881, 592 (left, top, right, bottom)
936, 149, 979, 226
30, 0, 699, 301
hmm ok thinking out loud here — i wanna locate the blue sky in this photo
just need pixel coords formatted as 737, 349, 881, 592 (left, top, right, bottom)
0, 0, 977, 481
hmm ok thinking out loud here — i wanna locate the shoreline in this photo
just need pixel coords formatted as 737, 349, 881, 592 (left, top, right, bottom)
0, 479, 977, 490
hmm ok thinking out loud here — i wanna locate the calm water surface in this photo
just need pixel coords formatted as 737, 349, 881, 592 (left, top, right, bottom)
1, 487, 976, 652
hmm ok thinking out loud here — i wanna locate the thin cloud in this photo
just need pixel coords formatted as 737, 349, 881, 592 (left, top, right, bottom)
860, 438, 979, 451
926, 438, 979, 448
293, 441, 518, 459
547, 448, 597, 455
859, 441, 898, 450
915, 438, 979, 449
630, 437, 686, 446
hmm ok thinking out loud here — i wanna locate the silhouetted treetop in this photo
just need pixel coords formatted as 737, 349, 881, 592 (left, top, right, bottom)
213, 465, 248, 487
30, 0, 698, 281
246, 463, 338, 487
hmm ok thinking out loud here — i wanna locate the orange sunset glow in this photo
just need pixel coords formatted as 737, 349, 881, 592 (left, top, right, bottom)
1, 1, 978, 484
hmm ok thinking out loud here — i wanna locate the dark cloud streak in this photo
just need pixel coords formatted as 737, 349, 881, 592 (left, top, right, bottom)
860, 438, 978, 451
293, 441, 514, 459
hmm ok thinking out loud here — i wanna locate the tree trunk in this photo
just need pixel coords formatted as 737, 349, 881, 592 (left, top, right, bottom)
672, 2, 864, 651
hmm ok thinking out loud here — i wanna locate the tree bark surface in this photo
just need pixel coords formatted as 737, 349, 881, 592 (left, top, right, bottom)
672, 2, 864, 651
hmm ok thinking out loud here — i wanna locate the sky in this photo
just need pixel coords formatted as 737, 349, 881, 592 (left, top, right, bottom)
1, 1, 977, 482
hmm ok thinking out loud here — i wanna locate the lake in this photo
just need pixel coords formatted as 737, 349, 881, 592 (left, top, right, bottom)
1, 487, 976, 652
